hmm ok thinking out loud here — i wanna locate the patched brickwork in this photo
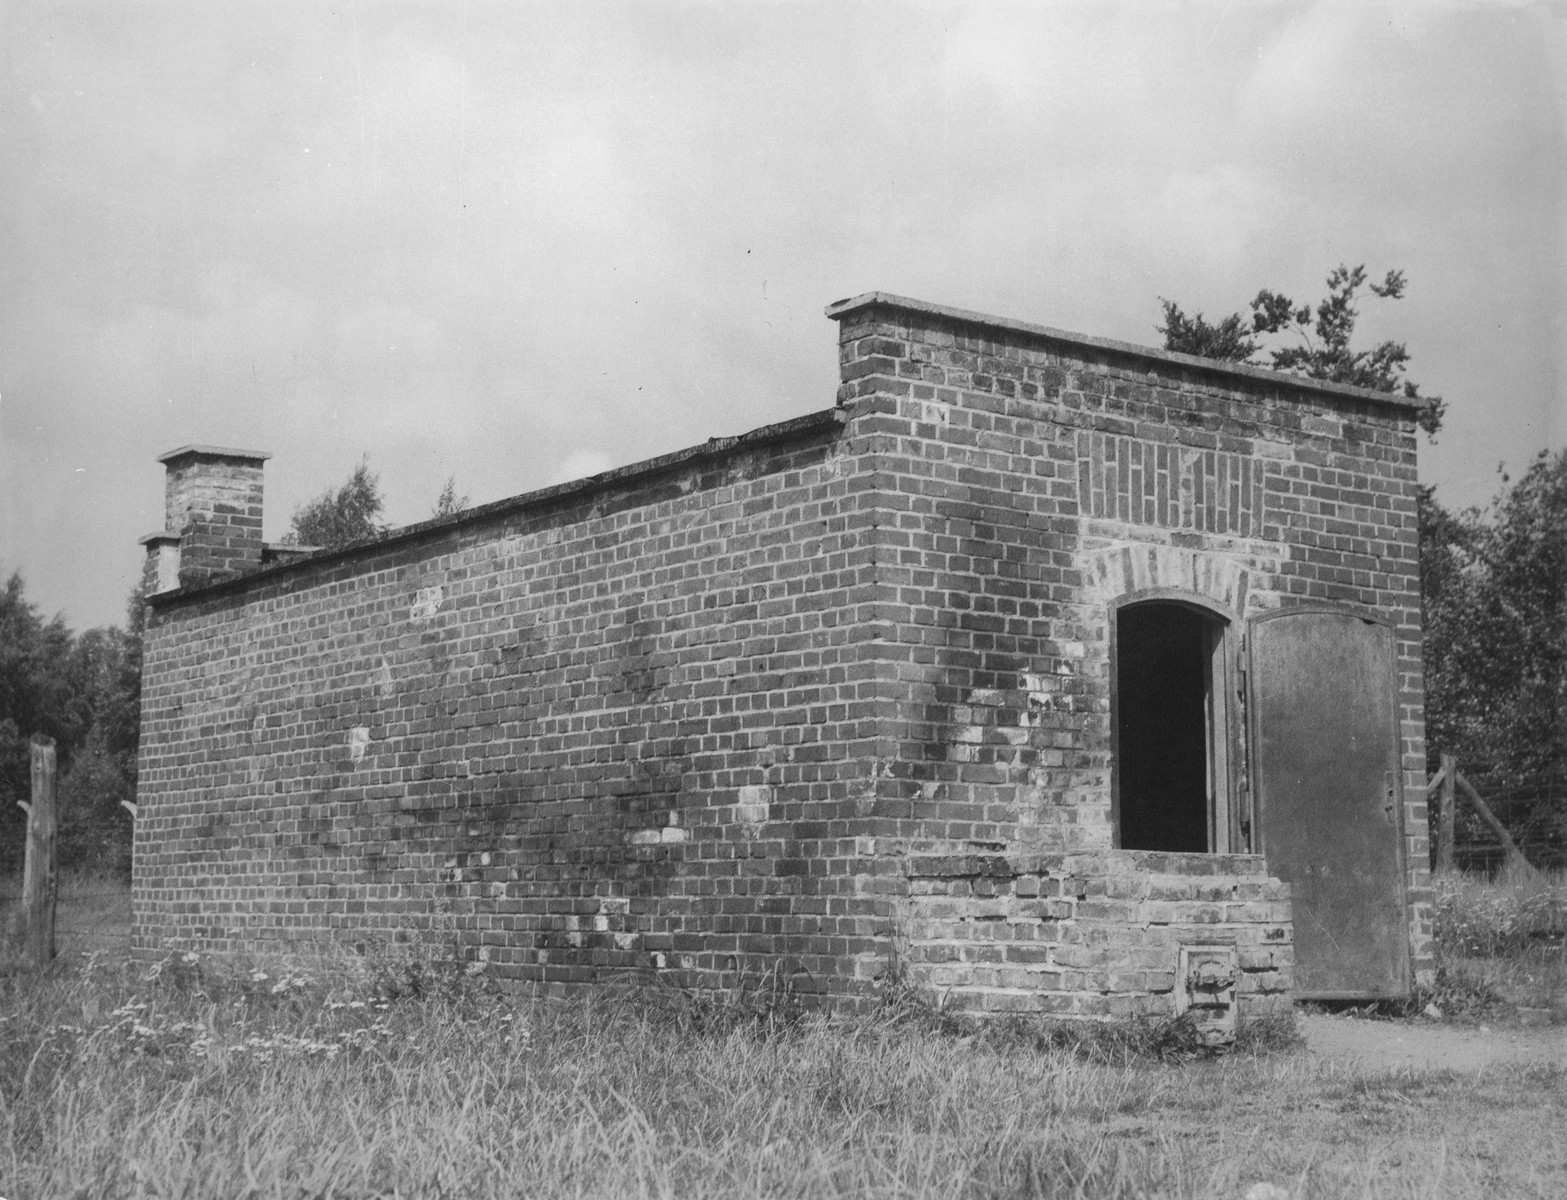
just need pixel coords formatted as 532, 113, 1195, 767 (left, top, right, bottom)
134, 291, 1432, 1017
1076, 430, 1268, 537
900, 851, 1291, 1017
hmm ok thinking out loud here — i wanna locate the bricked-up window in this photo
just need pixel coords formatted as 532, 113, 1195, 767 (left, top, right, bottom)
1113, 600, 1235, 854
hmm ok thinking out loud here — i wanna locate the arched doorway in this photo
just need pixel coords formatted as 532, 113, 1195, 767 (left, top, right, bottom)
1113, 597, 1236, 853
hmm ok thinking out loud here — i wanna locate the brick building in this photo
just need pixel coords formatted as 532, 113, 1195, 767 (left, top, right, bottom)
133, 293, 1433, 1026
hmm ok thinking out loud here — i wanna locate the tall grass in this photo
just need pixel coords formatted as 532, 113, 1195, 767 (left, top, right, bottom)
1432, 862, 1567, 957
3, 936, 1564, 1200
1429, 864, 1567, 1016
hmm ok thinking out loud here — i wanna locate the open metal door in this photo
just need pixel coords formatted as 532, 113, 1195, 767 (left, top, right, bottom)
1249, 607, 1410, 999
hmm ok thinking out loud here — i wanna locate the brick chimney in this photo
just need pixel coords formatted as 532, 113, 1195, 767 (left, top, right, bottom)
141, 445, 271, 593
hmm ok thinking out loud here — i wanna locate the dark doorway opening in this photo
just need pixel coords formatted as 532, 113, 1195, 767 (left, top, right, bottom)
1115, 601, 1231, 853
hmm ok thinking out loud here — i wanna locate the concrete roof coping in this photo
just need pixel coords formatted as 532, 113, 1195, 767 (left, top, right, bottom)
138, 530, 181, 545
146, 406, 846, 607
823, 291, 1428, 413
157, 444, 273, 465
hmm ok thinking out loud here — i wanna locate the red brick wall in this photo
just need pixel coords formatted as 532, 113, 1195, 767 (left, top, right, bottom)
134, 294, 1431, 1012
829, 295, 1431, 990
134, 412, 898, 1001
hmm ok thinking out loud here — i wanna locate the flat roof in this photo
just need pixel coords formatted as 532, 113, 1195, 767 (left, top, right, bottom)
825, 291, 1428, 414
157, 444, 273, 464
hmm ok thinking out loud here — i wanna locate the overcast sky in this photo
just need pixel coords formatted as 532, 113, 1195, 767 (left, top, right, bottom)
2, 1, 1563, 631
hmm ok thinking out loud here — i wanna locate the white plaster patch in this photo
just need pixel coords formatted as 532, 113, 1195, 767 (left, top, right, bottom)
1020, 673, 1057, 698
1083, 544, 1253, 613
152, 540, 181, 594
249, 708, 267, 783
630, 811, 688, 845
348, 726, 370, 764
410, 585, 444, 621
736, 784, 771, 829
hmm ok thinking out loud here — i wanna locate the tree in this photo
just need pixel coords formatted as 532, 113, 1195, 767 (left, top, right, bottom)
1156, 301, 1260, 363
0, 570, 84, 873
1421, 452, 1566, 854
56, 598, 142, 874
431, 474, 470, 519
1158, 264, 1445, 435
0, 572, 144, 876
0, 570, 77, 744
286, 457, 386, 549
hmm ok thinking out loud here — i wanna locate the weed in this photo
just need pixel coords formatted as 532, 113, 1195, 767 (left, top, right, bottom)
5, 879, 1566, 1198
977, 1010, 1230, 1065
1428, 865, 1567, 1020
607, 958, 812, 1040
1233, 1007, 1306, 1054
1422, 961, 1508, 1019
1432, 864, 1567, 958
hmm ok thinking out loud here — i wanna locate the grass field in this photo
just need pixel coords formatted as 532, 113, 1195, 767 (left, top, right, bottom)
1, 871, 1563, 1200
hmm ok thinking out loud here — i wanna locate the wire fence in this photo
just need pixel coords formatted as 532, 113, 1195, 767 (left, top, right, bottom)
0, 890, 130, 900
0, 890, 131, 903
1430, 757, 1566, 874
2, 894, 131, 947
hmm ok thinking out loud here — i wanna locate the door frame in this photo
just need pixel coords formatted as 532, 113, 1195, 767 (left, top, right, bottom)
1109, 588, 1241, 855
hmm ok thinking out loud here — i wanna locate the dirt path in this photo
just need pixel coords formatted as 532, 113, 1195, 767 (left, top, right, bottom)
1300, 1011, 1566, 1072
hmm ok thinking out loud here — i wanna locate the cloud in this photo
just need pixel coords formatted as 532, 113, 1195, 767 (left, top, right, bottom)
545, 449, 617, 488
1, 2, 1560, 628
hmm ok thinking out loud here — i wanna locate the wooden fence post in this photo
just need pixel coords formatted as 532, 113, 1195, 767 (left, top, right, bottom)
1437, 752, 1456, 873
19, 734, 59, 968
1455, 769, 1534, 874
